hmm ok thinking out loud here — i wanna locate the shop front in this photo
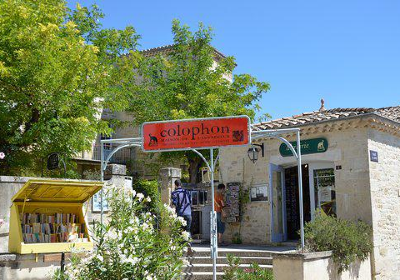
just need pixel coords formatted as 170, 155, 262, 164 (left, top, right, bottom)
268, 137, 336, 241
218, 106, 400, 279
220, 132, 343, 245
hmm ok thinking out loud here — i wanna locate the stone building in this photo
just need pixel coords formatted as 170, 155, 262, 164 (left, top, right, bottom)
218, 104, 399, 280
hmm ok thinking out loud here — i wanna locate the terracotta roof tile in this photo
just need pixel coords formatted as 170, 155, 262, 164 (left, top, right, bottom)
140, 44, 227, 59
253, 106, 400, 130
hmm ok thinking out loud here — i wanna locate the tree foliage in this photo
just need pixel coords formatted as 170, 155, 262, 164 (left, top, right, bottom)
130, 20, 270, 182
132, 19, 269, 123
0, 0, 141, 174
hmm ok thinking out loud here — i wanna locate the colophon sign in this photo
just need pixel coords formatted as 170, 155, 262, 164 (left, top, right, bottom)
142, 116, 250, 152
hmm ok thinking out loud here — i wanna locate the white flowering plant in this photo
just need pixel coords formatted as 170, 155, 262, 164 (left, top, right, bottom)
54, 185, 189, 280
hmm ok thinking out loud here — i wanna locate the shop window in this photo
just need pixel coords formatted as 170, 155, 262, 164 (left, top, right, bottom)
314, 168, 336, 217
191, 191, 199, 206
198, 190, 207, 205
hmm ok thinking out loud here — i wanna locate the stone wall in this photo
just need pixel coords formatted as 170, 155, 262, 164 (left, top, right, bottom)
219, 145, 271, 244
0, 176, 30, 253
368, 129, 400, 280
159, 167, 181, 205
273, 251, 371, 280
218, 125, 373, 244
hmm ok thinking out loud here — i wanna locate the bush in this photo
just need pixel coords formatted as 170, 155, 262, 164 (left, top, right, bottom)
53, 184, 189, 280
232, 232, 243, 244
223, 254, 274, 280
304, 211, 373, 273
132, 179, 161, 213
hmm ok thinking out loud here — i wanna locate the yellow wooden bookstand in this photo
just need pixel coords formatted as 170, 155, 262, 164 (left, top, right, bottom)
8, 179, 103, 254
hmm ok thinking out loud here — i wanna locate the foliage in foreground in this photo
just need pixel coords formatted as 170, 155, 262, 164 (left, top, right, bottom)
132, 179, 161, 214
53, 184, 189, 280
304, 211, 373, 273
0, 0, 140, 174
223, 254, 274, 280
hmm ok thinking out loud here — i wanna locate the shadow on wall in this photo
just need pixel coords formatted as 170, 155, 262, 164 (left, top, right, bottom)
327, 257, 363, 280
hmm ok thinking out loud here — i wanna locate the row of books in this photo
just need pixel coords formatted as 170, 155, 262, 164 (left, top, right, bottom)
23, 232, 88, 243
20, 213, 80, 224
22, 223, 84, 235
20, 212, 87, 243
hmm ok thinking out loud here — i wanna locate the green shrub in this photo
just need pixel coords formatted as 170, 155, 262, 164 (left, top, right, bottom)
223, 254, 274, 280
132, 179, 161, 213
304, 211, 373, 273
232, 232, 243, 244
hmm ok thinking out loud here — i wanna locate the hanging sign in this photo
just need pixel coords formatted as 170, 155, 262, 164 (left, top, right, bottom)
142, 116, 250, 152
279, 138, 328, 157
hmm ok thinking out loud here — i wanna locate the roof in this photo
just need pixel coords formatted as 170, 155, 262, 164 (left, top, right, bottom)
140, 44, 227, 60
253, 106, 400, 130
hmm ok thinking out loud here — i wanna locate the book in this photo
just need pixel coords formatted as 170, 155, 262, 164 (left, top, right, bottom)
20, 212, 86, 244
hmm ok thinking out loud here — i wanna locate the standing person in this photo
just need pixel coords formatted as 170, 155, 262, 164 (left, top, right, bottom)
171, 179, 192, 238
215, 183, 226, 246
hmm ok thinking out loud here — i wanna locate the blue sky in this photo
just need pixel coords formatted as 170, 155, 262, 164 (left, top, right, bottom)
69, 0, 400, 120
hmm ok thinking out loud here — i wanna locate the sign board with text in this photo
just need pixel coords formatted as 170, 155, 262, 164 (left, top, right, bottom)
370, 150, 378, 162
279, 138, 328, 157
142, 116, 250, 152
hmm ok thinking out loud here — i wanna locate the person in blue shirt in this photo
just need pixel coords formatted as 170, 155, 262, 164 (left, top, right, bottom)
171, 179, 192, 234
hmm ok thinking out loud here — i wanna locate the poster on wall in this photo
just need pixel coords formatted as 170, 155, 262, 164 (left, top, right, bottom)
250, 184, 268, 202
319, 186, 332, 202
225, 182, 241, 223
92, 192, 109, 212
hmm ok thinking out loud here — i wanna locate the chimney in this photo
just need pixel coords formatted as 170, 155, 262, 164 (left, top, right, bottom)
319, 99, 326, 112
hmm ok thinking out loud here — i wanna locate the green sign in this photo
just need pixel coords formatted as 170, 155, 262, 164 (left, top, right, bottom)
279, 138, 328, 157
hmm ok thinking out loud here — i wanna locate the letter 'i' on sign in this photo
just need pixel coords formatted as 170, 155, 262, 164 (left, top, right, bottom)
141, 116, 251, 152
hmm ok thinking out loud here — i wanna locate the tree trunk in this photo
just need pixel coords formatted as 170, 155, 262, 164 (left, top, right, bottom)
187, 156, 202, 184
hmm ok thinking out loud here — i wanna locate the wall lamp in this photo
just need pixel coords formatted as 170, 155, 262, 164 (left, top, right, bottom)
247, 143, 265, 163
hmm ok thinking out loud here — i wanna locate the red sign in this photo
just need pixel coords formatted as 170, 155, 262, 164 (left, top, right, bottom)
142, 116, 250, 152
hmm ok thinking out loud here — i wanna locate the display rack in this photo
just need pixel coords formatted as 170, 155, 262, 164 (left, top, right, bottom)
8, 179, 103, 254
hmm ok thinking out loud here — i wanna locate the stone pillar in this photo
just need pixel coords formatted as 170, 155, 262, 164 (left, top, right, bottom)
87, 164, 132, 223
105, 164, 127, 179
159, 168, 181, 205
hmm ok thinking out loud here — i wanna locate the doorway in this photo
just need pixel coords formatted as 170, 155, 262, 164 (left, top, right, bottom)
270, 162, 336, 242
270, 163, 312, 242
284, 165, 311, 240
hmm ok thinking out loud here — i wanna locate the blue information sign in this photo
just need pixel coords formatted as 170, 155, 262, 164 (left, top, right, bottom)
370, 150, 378, 162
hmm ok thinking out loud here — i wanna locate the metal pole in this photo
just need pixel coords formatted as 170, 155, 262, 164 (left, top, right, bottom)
296, 130, 305, 250
60, 252, 65, 272
100, 143, 104, 225
210, 148, 217, 280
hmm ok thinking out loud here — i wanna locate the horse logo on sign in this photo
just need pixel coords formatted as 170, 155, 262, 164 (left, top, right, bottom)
148, 134, 158, 146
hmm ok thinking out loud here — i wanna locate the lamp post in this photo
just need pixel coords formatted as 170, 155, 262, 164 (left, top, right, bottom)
247, 143, 264, 163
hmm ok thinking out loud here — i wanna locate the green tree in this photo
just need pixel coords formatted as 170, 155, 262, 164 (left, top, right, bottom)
131, 20, 270, 182
0, 0, 141, 175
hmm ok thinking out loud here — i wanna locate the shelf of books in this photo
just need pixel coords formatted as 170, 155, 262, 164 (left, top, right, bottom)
8, 179, 103, 254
